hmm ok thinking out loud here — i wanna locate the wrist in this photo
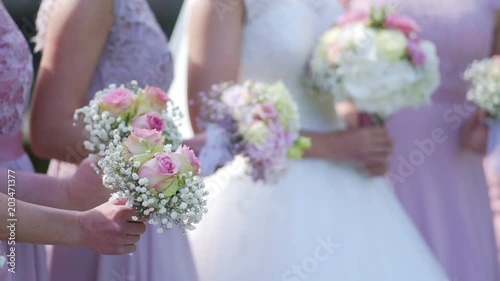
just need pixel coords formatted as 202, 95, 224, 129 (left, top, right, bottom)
73, 211, 87, 248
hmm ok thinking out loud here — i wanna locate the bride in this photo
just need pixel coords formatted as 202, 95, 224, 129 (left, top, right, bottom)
171, 0, 449, 280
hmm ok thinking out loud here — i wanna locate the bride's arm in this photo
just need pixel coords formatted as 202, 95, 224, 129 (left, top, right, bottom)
30, 0, 114, 163
187, 0, 245, 134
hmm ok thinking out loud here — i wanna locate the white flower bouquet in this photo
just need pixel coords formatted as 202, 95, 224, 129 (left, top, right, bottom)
98, 128, 208, 232
198, 81, 311, 182
307, 7, 440, 125
464, 56, 500, 154
74, 81, 182, 156
464, 56, 500, 118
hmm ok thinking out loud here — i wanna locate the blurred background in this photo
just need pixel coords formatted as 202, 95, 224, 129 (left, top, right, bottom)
4, 0, 184, 173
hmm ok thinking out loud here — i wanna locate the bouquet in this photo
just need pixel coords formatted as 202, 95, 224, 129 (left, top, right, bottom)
464, 56, 500, 154
198, 81, 311, 182
74, 81, 182, 156
307, 7, 440, 125
98, 128, 208, 232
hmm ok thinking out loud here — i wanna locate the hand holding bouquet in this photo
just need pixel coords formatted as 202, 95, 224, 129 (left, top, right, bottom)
198, 81, 311, 182
464, 56, 500, 154
308, 7, 440, 125
74, 81, 182, 156
98, 129, 208, 232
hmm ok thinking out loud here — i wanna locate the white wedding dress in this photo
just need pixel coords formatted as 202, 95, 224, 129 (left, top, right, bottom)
173, 0, 449, 280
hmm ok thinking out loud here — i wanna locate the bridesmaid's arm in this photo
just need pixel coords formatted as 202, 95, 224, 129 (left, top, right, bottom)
187, 0, 245, 134
30, 0, 114, 163
493, 11, 500, 55
0, 159, 110, 211
0, 194, 145, 255
461, 11, 500, 154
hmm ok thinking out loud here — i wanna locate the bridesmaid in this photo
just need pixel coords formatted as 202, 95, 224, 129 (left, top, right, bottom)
0, 2, 145, 280
1, 1, 48, 279
31, 0, 198, 280
347, 0, 500, 280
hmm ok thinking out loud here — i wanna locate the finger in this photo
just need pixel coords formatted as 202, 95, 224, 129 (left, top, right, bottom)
123, 234, 141, 245
119, 244, 137, 255
364, 144, 393, 156
125, 222, 147, 235
110, 197, 128, 206
365, 163, 388, 177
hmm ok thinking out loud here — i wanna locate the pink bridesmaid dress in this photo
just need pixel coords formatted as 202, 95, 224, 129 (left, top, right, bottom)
349, 0, 500, 280
0, 2, 49, 281
34, 0, 198, 280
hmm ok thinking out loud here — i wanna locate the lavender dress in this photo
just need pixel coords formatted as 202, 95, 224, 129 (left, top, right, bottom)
34, 1, 198, 280
349, 0, 500, 280
0, 2, 49, 281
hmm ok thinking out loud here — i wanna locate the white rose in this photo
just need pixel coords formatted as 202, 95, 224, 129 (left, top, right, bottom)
375, 30, 408, 62
244, 121, 269, 145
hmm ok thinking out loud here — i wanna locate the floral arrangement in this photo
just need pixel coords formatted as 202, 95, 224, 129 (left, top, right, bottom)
74, 81, 182, 156
307, 7, 440, 124
464, 56, 500, 119
198, 81, 311, 182
75, 82, 207, 232
98, 129, 208, 232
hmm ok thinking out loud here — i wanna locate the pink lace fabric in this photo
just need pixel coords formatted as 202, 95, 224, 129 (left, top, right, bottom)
34, 0, 174, 100
0, 1, 33, 137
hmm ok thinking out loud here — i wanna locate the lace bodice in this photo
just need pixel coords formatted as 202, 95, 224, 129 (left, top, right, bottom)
0, 1, 34, 136
34, 0, 173, 101
240, 0, 343, 132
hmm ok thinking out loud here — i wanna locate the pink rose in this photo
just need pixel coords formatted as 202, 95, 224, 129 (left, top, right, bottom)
384, 13, 421, 37
131, 112, 166, 131
407, 38, 426, 67
337, 11, 369, 26
124, 129, 163, 155
327, 44, 343, 65
221, 85, 247, 107
100, 88, 135, 117
176, 145, 201, 175
136, 86, 170, 115
145, 86, 169, 104
139, 153, 180, 195
253, 102, 278, 121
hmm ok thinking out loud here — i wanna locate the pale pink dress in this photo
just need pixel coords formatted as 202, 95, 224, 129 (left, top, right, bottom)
0, 1, 49, 281
34, 0, 198, 280
348, 0, 500, 280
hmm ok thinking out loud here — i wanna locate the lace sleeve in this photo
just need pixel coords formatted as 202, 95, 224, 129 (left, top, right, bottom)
32, 0, 53, 52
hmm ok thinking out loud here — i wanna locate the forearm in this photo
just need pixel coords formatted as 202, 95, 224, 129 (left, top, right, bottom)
493, 11, 500, 55
0, 168, 71, 210
0, 193, 80, 246
302, 131, 350, 162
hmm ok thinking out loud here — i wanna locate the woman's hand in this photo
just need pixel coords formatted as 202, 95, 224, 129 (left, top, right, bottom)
305, 127, 393, 176
77, 198, 146, 255
461, 110, 488, 155
62, 157, 111, 211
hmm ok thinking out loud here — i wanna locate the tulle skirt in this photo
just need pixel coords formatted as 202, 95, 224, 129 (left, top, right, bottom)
189, 157, 449, 281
